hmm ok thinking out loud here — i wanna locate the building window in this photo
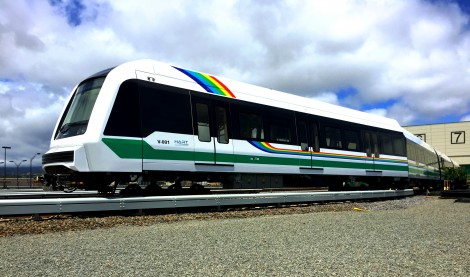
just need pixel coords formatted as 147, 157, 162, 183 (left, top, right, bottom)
451, 131, 465, 144
415, 134, 426, 142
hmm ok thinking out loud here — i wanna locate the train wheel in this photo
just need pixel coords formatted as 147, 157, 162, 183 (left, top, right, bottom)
120, 183, 143, 196
97, 180, 118, 195
144, 181, 164, 196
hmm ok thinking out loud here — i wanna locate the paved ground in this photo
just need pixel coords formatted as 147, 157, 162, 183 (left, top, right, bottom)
0, 197, 469, 276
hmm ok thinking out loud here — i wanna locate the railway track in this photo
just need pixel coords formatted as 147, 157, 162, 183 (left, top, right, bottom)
0, 189, 101, 199
0, 189, 413, 217
0, 187, 327, 200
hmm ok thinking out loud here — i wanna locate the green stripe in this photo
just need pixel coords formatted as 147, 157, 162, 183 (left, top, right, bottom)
102, 138, 408, 172
409, 166, 440, 177
102, 138, 143, 159
196, 72, 224, 96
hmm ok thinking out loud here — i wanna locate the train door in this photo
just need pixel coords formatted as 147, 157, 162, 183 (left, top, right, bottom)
193, 97, 234, 165
363, 131, 380, 171
297, 117, 321, 169
138, 81, 194, 172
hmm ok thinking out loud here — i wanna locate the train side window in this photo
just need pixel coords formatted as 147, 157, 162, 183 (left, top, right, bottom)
298, 120, 308, 151
364, 132, 372, 156
297, 119, 319, 151
104, 80, 141, 137
418, 148, 425, 165
139, 82, 192, 137
381, 135, 394, 155
239, 112, 264, 140
410, 141, 417, 162
407, 139, 418, 162
325, 126, 342, 149
371, 133, 379, 157
393, 137, 405, 156
344, 130, 359, 151
215, 106, 229, 144
364, 131, 379, 157
270, 118, 291, 144
196, 103, 211, 142
383, 135, 406, 156
312, 122, 320, 152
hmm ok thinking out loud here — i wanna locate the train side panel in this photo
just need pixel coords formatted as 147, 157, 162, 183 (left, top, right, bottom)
43, 59, 453, 192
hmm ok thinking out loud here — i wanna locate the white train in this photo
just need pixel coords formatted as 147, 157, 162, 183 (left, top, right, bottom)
42, 59, 457, 193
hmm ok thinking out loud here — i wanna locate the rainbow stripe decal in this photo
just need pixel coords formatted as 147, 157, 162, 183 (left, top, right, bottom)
248, 141, 407, 164
249, 141, 310, 157
173, 66, 236, 98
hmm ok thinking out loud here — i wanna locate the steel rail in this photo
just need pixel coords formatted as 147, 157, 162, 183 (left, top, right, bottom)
0, 189, 413, 216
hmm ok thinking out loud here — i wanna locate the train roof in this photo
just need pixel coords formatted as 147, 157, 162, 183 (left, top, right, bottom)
108, 59, 403, 133
403, 128, 438, 151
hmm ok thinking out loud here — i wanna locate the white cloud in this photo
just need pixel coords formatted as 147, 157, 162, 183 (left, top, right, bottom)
0, 0, 470, 161
364, 108, 388, 118
310, 92, 340, 106
461, 115, 470, 121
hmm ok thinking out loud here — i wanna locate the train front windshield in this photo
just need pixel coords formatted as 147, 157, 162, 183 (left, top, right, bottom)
55, 77, 105, 139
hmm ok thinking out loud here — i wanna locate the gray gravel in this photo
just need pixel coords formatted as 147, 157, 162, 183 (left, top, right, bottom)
1, 197, 469, 276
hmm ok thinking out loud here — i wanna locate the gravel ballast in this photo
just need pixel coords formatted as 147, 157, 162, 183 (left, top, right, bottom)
0, 196, 469, 276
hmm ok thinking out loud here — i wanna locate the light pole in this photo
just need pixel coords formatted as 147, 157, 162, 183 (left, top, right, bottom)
2, 146, 11, 189
30, 153, 41, 188
10, 160, 27, 188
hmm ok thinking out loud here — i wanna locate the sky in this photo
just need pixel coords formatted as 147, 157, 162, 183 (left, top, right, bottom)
0, 0, 470, 165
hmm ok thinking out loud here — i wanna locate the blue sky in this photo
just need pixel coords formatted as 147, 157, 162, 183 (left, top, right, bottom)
453, 0, 470, 14
1, 0, 470, 163
50, 0, 85, 26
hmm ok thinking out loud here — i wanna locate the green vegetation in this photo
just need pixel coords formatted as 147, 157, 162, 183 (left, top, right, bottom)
444, 167, 468, 189
445, 167, 467, 182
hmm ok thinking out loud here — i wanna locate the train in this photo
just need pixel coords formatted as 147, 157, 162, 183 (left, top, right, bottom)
41, 59, 458, 194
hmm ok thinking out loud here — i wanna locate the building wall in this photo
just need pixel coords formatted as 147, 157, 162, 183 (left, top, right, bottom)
404, 121, 470, 171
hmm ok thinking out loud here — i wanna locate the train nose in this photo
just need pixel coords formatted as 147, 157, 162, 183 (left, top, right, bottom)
42, 146, 89, 174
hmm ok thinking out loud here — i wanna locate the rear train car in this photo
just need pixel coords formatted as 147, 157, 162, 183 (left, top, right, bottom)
42, 60, 456, 193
